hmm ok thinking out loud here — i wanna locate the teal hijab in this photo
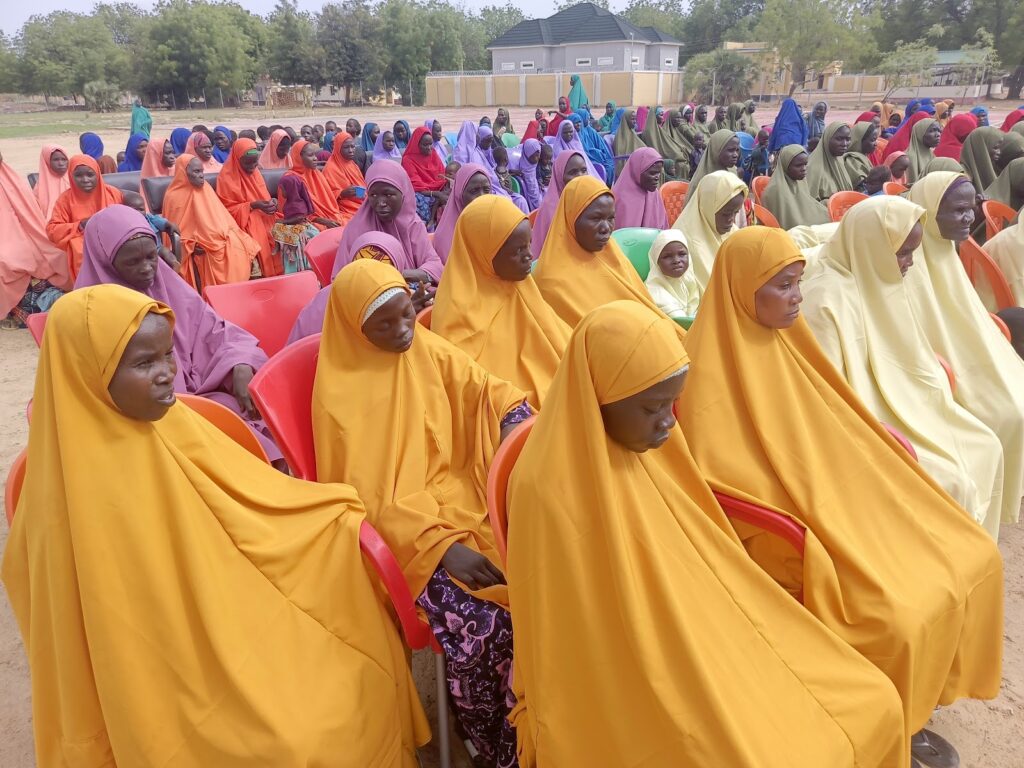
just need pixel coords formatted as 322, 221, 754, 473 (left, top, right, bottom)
131, 101, 152, 138
568, 75, 589, 112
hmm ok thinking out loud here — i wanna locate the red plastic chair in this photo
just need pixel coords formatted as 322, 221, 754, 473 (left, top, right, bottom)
883, 181, 908, 196
204, 271, 319, 358
4, 448, 26, 526
750, 175, 770, 205
751, 203, 781, 228
960, 237, 1015, 311
991, 312, 1012, 342
247, 334, 320, 481
828, 191, 869, 222
305, 226, 346, 286
485, 416, 537, 566
659, 181, 689, 224
936, 353, 956, 394
982, 199, 1017, 241
177, 393, 270, 463
26, 312, 47, 347
882, 423, 918, 462
416, 305, 433, 329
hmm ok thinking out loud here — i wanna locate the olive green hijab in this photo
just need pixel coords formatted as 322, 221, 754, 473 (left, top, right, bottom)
684, 129, 739, 207
906, 119, 939, 184
843, 122, 876, 189
613, 110, 647, 175
806, 122, 856, 201
960, 127, 1004, 191
743, 100, 760, 135
642, 109, 692, 179
762, 145, 831, 229
921, 157, 965, 176
726, 102, 747, 132
984, 157, 1024, 210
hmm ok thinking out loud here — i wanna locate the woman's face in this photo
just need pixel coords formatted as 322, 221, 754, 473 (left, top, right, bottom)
72, 164, 97, 193
369, 125, 380, 143
828, 125, 852, 156
923, 122, 942, 148
113, 234, 160, 291
497, 109, 507, 123
605, 103, 615, 116
558, 97, 569, 113
535, 109, 544, 121
813, 103, 827, 120
563, 153, 588, 183
600, 371, 685, 453
382, 132, 396, 152
696, 105, 707, 122
574, 194, 615, 252
754, 261, 805, 329
341, 138, 356, 160
896, 221, 923, 277
431, 121, 443, 142
107, 312, 177, 421
718, 136, 741, 168
362, 293, 416, 354
538, 119, 549, 135
478, 133, 492, 150
301, 142, 318, 169
394, 122, 408, 142
239, 152, 259, 173
135, 139, 149, 160
214, 130, 231, 150
161, 141, 176, 168
935, 181, 976, 243
715, 106, 727, 121
369, 182, 403, 222
418, 132, 433, 155
526, 150, 540, 165
276, 136, 292, 158
669, 112, 683, 129
640, 160, 663, 192
300, 125, 314, 141
860, 125, 878, 155
186, 158, 205, 187
492, 220, 533, 282
194, 139, 211, 162
346, 119, 361, 137
560, 122, 575, 142
462, 172, 492, 206
625, 111, 636, 130
49, 150, 69, 176
658, 241, 689, 279
786, 152, 809, 181
891, 155, 910, 177
715, 193, 744, 234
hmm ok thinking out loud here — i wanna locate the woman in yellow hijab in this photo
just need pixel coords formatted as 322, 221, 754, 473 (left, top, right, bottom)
507, 300, 907, 768
532, 175, 685, 339
312, 259, 529, 767
801, 196, 1005, 533
905, 171, 1024, 530
678, 227, 1003, 763
2, 284, 428, 768
432, 195, 570, 408
673, 169, 747, 295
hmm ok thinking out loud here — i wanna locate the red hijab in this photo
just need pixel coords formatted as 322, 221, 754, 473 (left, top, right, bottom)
881, 112, 931, 159
934, 113, 978, 160
400, 126, 446, 192
1001, 109, 1024, 132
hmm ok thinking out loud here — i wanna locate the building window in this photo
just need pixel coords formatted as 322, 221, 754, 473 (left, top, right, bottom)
597, 56, 613, 66
631, 56, 640, 66
575, 58, 592, 67
520, 61, 535, 70
501, 62, 515, 71
664, 58, 674, 67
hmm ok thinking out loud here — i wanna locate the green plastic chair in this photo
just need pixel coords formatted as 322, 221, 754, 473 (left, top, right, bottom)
501, 133, 518, 147
675, 316, 695, 330
508, 176, 521, 195
611, 227, 661, 280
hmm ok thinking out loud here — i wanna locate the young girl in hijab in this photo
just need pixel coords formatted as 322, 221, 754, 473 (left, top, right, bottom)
884, 151, 911, 185
644, 229, 698, 320
216, 138, 281, 277
935, 113, 978, 161
401, 126, 449, 226
529, 150, 591, 259
372, 131, 402, 163
322, 130, 366, 223
673, 170, 747, 294
683, 130, 740, 206
33, 144, 70, 220
431, 163, 493, 264
258, 128, 292, 170
212, 125, 233, 163
762, 145, 830, 229
610, 148, 669, 230
906, 119, 942, 183
185, 132, 222, 173
78, 132, 117, 174
806, 122, 855, 200
515, 139, 543, 211
140, 137, 177, 181
117, 133, 148, 172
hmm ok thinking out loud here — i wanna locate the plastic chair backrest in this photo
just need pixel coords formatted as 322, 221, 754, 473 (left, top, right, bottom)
247, 333, 320, 481
991, 312, 1012, 342
260, 169, 286, 198
501, 132, 518, 148
611, 227, 661, 280
960, 237, 1015, 310
752, 203, 781, 228
26, 312, 48, 347
936, 353, 956, 394
141, 173, 216, 214
827, 191, 868, 222
883, 181, 908, 196
27, 173, 38, 189
508, 176, 522, 194
982, 199, 1017, 240
203, 272, 319, 357
416, 305, 433, 329
882, 423, 918, 461
659, 181, 688, 223
751, 175, 770, 204
485, 416, 536, 566
101, 171, 141, 194
176, 393, 270, 463
527, 209, 539, 227
305, 226, 346, 286
4, 448, 27, 526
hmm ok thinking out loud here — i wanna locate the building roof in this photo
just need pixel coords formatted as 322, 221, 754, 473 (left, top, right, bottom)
487, 2, 680, 49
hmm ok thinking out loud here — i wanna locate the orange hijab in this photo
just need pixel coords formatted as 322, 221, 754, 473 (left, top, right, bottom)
46, 155, 123, 279
283, 140, 341, 223
322, 131, 365, 221
184, 132, 222, 173
140, 138, 174, 180
258, 129, 292, 170
216, 138, 279, 276
33, 144, 71, 220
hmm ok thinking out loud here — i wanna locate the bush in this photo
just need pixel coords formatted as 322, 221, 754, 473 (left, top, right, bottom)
83, 80, 121, 112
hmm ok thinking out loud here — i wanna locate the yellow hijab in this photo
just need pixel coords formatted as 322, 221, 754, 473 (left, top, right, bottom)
507, 300, 906, 768
673, 169, 747, 295
643, 229, 700, 318
906, 171, 1024, 527
312, 259, 526, 605
801, 196, 1005, 532
533, 174, 684, 339
432, 195, 570, 408
678, 227, 1003, 734
2, 284, 427, 767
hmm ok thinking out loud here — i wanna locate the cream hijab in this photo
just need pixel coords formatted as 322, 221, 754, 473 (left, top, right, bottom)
802, 196, 1005, 533
906, 171, 1024, 528
672, 170, 747, 296
644, 229, 699, 318
983, 216, 1024, 307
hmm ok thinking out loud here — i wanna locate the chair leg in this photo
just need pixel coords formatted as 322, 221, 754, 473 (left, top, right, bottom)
435, 651, 451, 768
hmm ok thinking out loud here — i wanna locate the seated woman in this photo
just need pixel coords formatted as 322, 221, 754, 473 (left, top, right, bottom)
533, 175, 684, 339
33, 144, 70, 220
530, 150, 591, 259
644, 229, 698, 320
322, 130, 366, 223
330, 162, 442, 282
47, 155, 124, 280
905, 119, 942, 184
806, 122, 855, 200
162, 155, 261, 289
258, 128, 292, 170
392, 119, 411, 153
960, 126, 1003, 190
802, 196, 1005, 532
552, 122, 599, 176
612, 109, 646, 176
984, 213, 1024, 307
358, 122, 379, 173
935, 113, 978, 162
78, 132, 117, 174
401, 126, 449, 226
906, 172, 1024, 531
683, 129, 740, 207
678, 225, 1003, 767
454, 121, 530, 213
3, 283, 428, 766
984, 156, 1024, 210
641, 109, 691, 181
507, 300, 906, 768
762, 145, 831, 229
513, 138, 543, 211
75, 204, 283, 465
117, 133, 148, 173
216, 138, 281, 278
278, 139, 342, 240
140, 137, 177, 181
313, 259, 531, 767
431, 163, 493, 264
185, 132, 222, 173
674, 170, 747, 295
372, 131, 402, 163
844, 122, 879, 191
433, 195, 569, 408
609, 147, 668, 230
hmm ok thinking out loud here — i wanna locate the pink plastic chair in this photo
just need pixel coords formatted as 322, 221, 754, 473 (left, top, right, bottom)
485, 417, 537, 566
26, 312, 47, 346
305, 226, 346, 286
416, 305, 433, 329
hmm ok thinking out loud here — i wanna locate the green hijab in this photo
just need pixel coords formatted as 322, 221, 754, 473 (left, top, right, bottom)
726, 103, 747, 132
642, 109, 692, 179
694, 106, 713, 137
710, 108, 730, 133
762, 145, 831, 229
960, 127, 1004, 191
985, 157, 1024, 210
998, 133, 1024, 171
684, 129, 739, 207
806, 121, 856, 201
130, 102, 152, 138
613, 111, 647, 175
922, 157, 965, 176
906, 119, 939, 184
843, 122, 876, 189
598, 102, 617, 132
744, 100, 760, 135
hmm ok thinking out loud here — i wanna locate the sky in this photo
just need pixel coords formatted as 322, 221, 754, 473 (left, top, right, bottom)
2, 1, 631, 38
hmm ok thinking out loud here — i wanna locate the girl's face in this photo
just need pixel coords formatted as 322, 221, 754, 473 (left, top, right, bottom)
73, 164, 97, 193
49, 150, 69, 175
657, 242, 689, 279
382, 132, 396, 152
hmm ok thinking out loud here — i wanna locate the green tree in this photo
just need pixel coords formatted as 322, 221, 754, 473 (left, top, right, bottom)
972, 0, 1024, 98
875, 39, 939, 100
477, 6, 526, 45
0, 35, 19, 93
622, 0, 686, 42
317, 1, 384, 102
683, 49, 756, 102
678, 0, 763, 63
267, 0, 324, 88
378, 0, 431, 102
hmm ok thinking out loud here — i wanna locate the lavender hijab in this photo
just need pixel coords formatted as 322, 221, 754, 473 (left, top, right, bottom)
372, 131, 402, 163
531, 149, 589, 259
453, 119, 529, 213
610, 147, 669, 230
288, 231, 411, 345
432, 163, 492, 263
425, 119, 449, 165
330, 161, 443, 280
517, 139, 544, 211
75, 204, 281, 460
553, 121, 600, 178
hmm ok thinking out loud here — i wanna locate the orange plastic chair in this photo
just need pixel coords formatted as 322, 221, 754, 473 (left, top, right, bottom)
416, 305, 433, 329
204, 272, 319, 358
882, 423, 918, 462
883, 181, 908, 196
527, 209, 539, 227
177, 393, 269, 463
659, 180, 688, 223
4, 448, 27, 526
982, 199, 1017, 241
305, 226, 346, 286
750, 175, 770, 204
828, 191, 869, 222
751, 203, 781, 228
247, 333, 320, 481
485, 416, 537, 566
991, 312, 1012, 342
936, 353, 956, 394
26, 312, 47, 346
960, 237, 1015, 311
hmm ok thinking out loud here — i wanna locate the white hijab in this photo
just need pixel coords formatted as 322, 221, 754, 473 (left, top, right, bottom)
644, 229, 699, 318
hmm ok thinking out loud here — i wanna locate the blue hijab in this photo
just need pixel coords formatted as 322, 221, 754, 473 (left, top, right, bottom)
360, 123, 378, 153
970, 106, 989, 126
767, 98, 808, 153
170, 128, 191, 155
323, 131, 336, 153
79, 132, 104, 160
117, 133, 148, 172
608, 108, 626, 136
577, 115, 615, 184
212, 125, 232, 163
393, 120, 411, 151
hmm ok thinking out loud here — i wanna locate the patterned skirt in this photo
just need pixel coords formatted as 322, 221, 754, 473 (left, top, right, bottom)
270, 222, 320, 274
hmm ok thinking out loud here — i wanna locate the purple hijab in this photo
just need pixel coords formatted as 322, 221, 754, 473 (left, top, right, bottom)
452, 119, 529, 214
289, 231, 410, 345
610, 147, 669, 230
372, 132, 402, 163
432, 163, 491, 263
517, 139, 543, 211
330, 161, 443, 280
531, 149, 588, 259
553, 122, 600, 177
425, 118, 448, 165
75, 204, 281, 461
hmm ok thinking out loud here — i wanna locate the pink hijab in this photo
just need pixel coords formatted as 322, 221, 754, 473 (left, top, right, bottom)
258, 129, 293, 170
34, 144, 71, 220
610, 148, 669, 230
530, 150, 587, 259
431, 162, 490, 264
185, 132, 222, 173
